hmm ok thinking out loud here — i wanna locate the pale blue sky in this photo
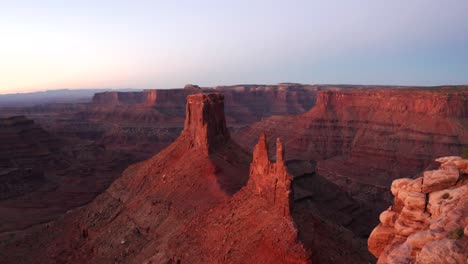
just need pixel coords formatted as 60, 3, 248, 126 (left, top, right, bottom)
1, 0, 467, 93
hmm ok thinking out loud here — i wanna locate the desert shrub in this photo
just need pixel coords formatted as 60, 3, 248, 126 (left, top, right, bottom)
441, 193, 450, 199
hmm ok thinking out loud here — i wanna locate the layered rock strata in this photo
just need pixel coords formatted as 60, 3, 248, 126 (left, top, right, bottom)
368, 156, 468, 264
234, 88, 468, 209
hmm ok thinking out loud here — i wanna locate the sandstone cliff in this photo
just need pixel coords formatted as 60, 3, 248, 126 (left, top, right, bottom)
234, 87, 468, 210
80, 84, 326, 157
368, 156, 468, 264
91, 84, 321, 120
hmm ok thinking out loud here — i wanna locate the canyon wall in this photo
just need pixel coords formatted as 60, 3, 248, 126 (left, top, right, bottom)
234, 87, 468, 209
91, 84, 323, 119
77, 84, 333, 157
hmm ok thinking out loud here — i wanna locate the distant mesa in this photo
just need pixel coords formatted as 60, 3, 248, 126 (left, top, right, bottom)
183, 84, 201, 90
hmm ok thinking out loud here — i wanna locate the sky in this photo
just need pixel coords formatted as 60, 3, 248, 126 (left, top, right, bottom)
0, 0, 467, 94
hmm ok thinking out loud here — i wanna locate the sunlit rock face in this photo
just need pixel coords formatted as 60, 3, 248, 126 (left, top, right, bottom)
368, 156, 468, 264
234, 87, 468, 214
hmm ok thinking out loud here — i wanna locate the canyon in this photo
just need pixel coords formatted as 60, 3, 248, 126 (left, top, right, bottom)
234, 87, 468, 214
1, 83, 333, 159
0, 84, 466, 263
0, 94, 309, 263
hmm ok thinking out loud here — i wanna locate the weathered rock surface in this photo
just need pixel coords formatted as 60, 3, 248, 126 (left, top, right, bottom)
248, 133, 292, 216
368, 156, 468, 263
182, 93, 230, 154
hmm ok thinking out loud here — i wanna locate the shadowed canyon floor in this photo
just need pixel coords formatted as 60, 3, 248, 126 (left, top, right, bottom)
0, 116, 135, 233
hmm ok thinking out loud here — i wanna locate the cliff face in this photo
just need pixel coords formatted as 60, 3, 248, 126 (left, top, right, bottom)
0, 93, 307, 263
81, 84, 326, 157
368, 156, 468, 264
90, 84, 324, 124
234, 88, 468, 210
182, 94, 230, 154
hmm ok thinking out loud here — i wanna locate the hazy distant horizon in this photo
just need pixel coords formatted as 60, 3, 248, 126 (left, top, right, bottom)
1, 0, 467, 94
3, 82, 468, 96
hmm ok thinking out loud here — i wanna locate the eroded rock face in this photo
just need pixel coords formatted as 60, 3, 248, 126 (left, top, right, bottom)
234, 87, 468, 212
168, 133, 308, 264
249, 133, 292, 216
368, 156, 468, 264
80, 84, 328, 157
182, 93, 230, 154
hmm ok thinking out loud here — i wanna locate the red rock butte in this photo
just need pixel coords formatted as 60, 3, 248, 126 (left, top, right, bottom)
182, 93, 230, 154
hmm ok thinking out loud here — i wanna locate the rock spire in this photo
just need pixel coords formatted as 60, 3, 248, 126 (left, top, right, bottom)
248, 132, 293, 216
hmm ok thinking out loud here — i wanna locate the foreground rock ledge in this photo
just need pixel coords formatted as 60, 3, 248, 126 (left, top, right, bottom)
368, 156, 468, 264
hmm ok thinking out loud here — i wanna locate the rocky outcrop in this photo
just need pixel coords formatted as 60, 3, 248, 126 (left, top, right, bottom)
248, 133, 292, 216
368, 156, 468, 264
